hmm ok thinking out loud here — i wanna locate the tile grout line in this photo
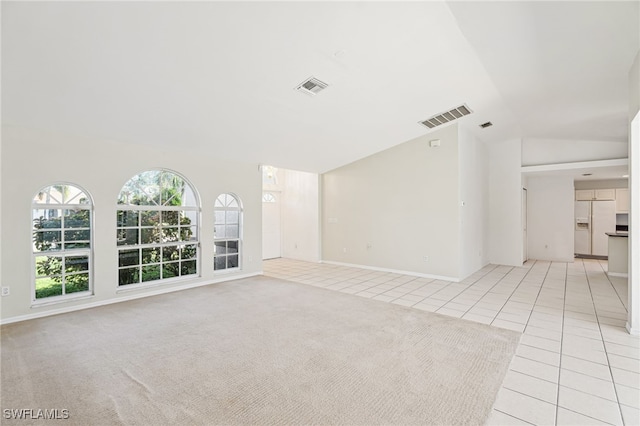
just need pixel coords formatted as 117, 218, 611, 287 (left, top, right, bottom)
387, 264, 501, 307
265, 258, 637, 426
521, 261, 554, 337
554, 261, 569, 426
583, 259, 627, 425
431, 264, 524, 319
597, 259, 628, 311
493, 408, 537, 425
489, 260, 548, 330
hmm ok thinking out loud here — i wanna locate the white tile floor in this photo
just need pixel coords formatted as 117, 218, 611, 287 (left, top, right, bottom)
263, 258, 640, 426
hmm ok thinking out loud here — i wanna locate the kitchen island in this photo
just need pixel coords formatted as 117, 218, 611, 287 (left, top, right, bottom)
606, 232, 629, 277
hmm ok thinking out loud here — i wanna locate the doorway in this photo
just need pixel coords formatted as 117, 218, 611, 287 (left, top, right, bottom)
262, 191, 281, 259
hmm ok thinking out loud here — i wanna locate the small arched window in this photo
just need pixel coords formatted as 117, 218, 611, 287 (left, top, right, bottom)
117, 170, 200, 286
214, 193, 242, 271
262, 192, 276, 203
32, 184, 93, 301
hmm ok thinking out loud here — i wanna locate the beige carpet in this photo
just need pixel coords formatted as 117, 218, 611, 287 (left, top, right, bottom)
1, 276, 520, 425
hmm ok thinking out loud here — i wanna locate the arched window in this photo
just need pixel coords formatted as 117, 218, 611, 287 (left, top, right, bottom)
262, 165, 278, 185
32, 184, 93, 301
262, 192, 276, 203
214, 193, 242, 271
117, 170, 199, 286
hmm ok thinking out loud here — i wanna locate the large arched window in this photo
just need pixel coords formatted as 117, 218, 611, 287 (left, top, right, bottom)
117, 170, 199, 286
32, 184, 93, 302
214, 193, 242, 271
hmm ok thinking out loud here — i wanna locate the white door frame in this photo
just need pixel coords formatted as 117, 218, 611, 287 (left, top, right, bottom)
522, 187, 528, 263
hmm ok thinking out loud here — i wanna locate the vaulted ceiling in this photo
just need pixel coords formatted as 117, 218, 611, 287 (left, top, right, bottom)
2, 1, 638, 173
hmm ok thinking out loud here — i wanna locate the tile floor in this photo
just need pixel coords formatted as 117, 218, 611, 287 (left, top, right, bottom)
263, 258, 640, 426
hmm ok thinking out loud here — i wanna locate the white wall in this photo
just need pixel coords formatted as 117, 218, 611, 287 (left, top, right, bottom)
488, 139, 523, 266
322, 125, 460, 280
1, 126, 262, 322
522, 138, 629, 166
527, 176, 575, 262
574, 179, 628, 190
627, 50, 640, 335
458, 125, 490, 278
0, 133, 2, 304
281, 169, 320, 262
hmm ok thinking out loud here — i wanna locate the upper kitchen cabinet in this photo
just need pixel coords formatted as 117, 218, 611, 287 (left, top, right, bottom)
594, 189, 616, 200
576, 189, 616, 201
616, 188, 629, 213
576, 190, 595, 200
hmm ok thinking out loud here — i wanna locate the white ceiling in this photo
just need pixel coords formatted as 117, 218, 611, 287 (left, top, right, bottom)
2, 1, 638, 173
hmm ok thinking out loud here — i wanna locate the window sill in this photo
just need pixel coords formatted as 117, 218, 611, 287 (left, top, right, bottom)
213, 267, 242, 275
116, 275, 201, 294
31, 292, 94, 308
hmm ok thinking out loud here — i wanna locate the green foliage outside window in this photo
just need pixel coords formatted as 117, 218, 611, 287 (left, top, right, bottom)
117, 170, 198, 286
33, 209, 91, 299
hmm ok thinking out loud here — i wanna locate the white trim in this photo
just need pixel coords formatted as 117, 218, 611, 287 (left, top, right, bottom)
628, 111, 640, 335
607, 272, 628, 278
214, 192, 243, 271
626, 323, 640, 336
116, 205, 199, 211
320, 260, 460, 282
521, 158, 629, 174
0, 272, 261, 326
31, 290, 93, 308
32, 183, 95, 303
115, 273, 200, 293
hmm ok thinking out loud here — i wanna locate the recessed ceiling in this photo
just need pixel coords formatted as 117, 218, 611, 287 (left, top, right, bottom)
2, 2, 638, 173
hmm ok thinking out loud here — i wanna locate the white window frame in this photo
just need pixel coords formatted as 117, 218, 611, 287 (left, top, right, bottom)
31, 183, 94, 305
262, 192, 276, 203
214, 193, 242, 272
116, 169, 201, 289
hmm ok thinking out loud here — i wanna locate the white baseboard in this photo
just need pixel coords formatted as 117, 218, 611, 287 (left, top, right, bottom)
0, 272, 262, 326
320, 260, 460, 282
607, 272, 628, 278
626, 323, 640, 336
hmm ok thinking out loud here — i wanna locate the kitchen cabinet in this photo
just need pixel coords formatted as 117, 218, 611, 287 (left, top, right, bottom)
576, 190, 594, 201
594, 189, 615, 200
616, 188, 629, 213
575, 189, 616, 201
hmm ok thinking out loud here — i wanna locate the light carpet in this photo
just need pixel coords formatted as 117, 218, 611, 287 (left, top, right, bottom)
1, 276, 520, 425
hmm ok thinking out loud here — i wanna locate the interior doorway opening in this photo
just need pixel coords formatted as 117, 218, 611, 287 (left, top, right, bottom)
261, 165, 320, 263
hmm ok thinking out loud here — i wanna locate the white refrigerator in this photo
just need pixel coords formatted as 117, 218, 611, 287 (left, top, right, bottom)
574, 200, 616, 256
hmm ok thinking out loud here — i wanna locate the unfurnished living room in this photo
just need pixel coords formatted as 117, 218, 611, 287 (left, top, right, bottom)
1, 1, 639, 425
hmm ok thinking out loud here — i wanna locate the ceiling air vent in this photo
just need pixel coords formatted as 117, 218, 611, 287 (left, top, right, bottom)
479, 121, 493, 128
419, 104, 472, 129
295, 77, 329, 96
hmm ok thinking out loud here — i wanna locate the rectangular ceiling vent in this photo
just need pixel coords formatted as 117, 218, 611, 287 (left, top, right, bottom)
295, 77, 329, 96
419, 104, 472, 129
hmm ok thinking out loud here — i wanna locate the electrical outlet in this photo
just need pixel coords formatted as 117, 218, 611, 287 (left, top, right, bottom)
343, 248, 347, 253
1, 287, 10, 297
423, 256, 429, 262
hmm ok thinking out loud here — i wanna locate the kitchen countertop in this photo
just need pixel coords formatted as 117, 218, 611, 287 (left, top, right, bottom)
606, 232, 629, 237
